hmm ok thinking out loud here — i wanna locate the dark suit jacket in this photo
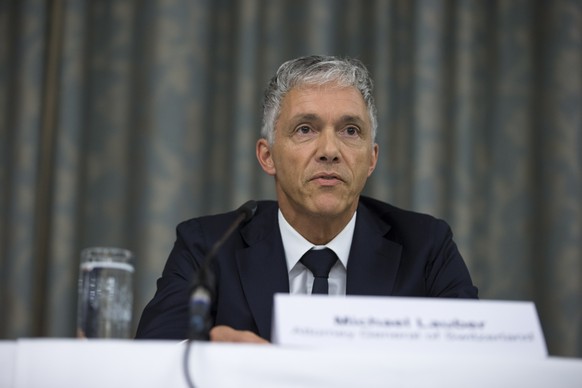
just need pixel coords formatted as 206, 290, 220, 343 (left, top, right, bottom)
135, 196, 478, 341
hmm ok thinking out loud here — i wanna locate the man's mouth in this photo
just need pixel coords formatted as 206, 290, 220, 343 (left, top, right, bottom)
311, 173, 343, 185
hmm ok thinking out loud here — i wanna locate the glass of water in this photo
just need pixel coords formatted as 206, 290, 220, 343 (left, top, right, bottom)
77, 247, 134, 339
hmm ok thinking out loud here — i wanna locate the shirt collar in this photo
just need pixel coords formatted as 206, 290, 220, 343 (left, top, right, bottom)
278, 209, 356, 272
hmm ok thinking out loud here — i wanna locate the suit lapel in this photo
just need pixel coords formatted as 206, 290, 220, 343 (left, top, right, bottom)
346, 203, 402, 296
236, 206, 289, 339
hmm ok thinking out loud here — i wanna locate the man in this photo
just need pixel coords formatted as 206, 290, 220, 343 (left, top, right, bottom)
136, 55, 478, 343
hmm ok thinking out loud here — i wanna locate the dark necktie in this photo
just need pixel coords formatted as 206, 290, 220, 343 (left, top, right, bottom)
300, 248, 338, 295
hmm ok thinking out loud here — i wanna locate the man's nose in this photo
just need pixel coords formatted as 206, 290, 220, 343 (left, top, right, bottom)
317, 128, 340, 162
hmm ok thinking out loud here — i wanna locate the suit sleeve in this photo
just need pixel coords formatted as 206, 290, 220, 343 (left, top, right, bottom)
424, 219, 479, 298
135, 220, 207, 339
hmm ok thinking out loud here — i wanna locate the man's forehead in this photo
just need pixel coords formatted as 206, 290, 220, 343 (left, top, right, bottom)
275, 83, 371, 133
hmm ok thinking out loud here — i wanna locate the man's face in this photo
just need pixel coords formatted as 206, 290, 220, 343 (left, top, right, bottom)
257, 83, 379, 222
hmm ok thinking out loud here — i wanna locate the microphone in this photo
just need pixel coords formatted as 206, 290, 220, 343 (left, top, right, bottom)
188, 200, 258, 340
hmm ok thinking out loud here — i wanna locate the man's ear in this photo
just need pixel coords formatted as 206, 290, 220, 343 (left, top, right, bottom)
368, 143, 379, 176
256, 138, 276, 176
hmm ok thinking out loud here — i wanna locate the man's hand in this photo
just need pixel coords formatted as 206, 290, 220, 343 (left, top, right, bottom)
209, 325, 270, 344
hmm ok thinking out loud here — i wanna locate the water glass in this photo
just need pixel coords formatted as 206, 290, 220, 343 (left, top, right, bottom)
77, 247, 134, 338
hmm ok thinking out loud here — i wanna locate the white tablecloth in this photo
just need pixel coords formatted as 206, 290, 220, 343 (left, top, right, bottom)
2, 339, 582, 388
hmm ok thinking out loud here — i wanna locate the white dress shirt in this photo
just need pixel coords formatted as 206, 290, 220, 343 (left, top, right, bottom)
278, 209, 356, 295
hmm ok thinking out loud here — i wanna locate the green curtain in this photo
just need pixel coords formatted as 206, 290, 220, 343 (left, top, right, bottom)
1, 0, 580, 358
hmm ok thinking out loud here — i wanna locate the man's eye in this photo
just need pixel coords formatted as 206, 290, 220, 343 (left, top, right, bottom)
344, 126, 359, 136
297, 125, 312, 134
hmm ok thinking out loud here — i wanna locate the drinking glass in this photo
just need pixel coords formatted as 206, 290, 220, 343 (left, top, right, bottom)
77, 247, 134, 338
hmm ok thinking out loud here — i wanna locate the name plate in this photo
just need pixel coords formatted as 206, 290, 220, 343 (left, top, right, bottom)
272, 294, 547, 358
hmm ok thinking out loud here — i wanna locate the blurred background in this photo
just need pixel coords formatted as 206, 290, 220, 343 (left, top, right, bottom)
0, 0, 580, 357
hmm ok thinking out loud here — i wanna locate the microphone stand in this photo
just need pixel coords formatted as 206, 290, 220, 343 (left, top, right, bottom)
183, 200, 257, 388
188, 210, 246, 339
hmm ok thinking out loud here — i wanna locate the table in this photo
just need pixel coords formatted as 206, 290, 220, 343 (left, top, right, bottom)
1, 339, 582, 387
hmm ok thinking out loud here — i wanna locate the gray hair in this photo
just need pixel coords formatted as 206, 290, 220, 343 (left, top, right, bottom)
261, 55, 378, 145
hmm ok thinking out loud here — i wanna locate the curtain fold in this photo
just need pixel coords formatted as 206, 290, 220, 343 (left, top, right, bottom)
1, 0, 580, 357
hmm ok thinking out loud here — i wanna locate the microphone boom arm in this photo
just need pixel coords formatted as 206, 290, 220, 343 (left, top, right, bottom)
188, 200, 257, 340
